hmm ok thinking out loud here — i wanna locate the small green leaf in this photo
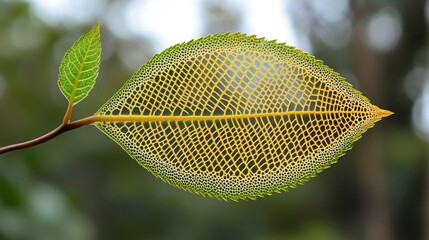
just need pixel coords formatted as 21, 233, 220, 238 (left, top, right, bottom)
58, 23, 101, 105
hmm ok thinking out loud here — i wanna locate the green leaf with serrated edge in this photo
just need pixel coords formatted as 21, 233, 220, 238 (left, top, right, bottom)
94, 33, 392, 201
58, 23, 101, 105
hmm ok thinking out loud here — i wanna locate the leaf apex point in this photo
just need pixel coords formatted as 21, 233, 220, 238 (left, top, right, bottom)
378, 108, 394, 118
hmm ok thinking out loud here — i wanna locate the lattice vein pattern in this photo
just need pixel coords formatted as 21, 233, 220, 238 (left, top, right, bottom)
95, 34, 392, 200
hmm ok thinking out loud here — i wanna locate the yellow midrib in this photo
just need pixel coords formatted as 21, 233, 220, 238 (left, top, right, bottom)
92, 109, 393, 123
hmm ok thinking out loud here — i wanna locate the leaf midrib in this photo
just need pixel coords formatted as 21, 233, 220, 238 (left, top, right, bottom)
68, 37, 96, 105
92, 109, 392, 124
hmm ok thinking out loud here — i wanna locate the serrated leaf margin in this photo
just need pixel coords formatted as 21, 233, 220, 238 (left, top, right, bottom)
58, 23, 101, 105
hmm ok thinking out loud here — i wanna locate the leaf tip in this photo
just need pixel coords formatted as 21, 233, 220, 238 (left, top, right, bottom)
374, 107, 394, 118
93, 22, 101, 33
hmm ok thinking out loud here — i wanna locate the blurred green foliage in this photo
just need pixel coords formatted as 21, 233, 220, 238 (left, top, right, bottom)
0, 0, 426, 240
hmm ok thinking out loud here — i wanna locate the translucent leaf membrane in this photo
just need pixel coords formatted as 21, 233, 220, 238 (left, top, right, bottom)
95, 34, 392, 200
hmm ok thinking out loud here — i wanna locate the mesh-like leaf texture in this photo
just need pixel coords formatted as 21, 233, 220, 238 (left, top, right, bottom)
95, 34, 391, 200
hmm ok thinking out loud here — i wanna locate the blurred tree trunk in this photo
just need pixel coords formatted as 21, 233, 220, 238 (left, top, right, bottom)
425, 18, 429, 240
350, 1, 393, 240
425, 149, 429, 240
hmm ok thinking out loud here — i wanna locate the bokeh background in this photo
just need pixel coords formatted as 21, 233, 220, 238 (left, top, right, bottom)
0, 0, 425, 239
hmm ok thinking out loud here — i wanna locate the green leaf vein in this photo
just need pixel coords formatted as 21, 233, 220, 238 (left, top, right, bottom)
58, 23, 101, 105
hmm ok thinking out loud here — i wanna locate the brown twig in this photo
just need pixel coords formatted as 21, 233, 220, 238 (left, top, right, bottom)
0, 116, 98, 154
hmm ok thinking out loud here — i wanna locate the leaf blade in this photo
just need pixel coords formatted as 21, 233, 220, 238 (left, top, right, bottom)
94, 33, 392, 200
58, 23, 101, 105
